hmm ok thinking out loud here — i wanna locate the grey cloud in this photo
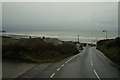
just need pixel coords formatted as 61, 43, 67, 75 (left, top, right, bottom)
2, 2, 118, 31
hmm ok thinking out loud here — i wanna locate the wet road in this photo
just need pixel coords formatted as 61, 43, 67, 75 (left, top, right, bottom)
20, 46, 120, 79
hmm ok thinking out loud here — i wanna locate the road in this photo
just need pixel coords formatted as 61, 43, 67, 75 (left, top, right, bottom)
19, 46, 120, 79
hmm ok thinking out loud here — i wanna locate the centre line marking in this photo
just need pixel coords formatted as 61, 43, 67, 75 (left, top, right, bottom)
91, 60, 93, 66
50, 73, 55, 78
57, 68, 60, 71
94, 70, 101, 80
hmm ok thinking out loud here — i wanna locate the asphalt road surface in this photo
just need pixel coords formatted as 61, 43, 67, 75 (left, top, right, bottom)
19, 46, 120, 79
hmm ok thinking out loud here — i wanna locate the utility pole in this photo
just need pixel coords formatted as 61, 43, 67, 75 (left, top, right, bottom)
103, 30, 107, 40
77, 34, 79, 43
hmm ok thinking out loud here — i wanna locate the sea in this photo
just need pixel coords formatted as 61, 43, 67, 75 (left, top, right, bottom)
2, 30, 118, 44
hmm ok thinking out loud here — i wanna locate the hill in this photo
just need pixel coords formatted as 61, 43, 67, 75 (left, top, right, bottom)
2, 36, 79, 63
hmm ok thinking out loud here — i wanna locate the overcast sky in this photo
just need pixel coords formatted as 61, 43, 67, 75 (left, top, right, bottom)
2, 2, 118, 31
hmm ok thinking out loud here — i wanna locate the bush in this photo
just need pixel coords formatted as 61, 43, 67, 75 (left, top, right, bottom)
2, 37, 79, 63
96, 37, 120, 65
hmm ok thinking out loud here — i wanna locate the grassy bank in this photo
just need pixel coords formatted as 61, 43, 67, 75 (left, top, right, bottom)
96, 37, 120, 65
2, 36, 79, 63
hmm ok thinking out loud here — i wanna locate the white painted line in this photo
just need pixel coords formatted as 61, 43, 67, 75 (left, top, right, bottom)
65, 61, 69, 63
64, 53, 81, 64
98, 50, 113, 64
93, 48, 117, 67
61, 64, 64, 67
68, 54, 79, 61
91, 60, 93, 66
67, 59, 71, 62
65, 57, 74, 64
69, 58, 73, 60
57, 68, 60, 71
94, 70, 101, 80
50, 73, 55, 78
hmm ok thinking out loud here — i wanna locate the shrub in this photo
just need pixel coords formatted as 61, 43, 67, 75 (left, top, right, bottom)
96, 37, 120, 65
2, 37, 79, 63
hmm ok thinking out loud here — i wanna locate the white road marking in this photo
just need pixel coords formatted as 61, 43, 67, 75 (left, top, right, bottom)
50, 48, 86, 78
53, 53, 79, 78
90, 50, 94, 66
64, 53, 80, 64
91, 60, 93, 66
61, 64, 64, 67
94, 70, 101, 80
65, 61, 69, 63
57, 68, 60, 71
95, 48, 113, 64
50, 73, 55, 78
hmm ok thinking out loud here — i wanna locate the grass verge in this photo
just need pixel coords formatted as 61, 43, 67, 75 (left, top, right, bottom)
96, 37, 120, 65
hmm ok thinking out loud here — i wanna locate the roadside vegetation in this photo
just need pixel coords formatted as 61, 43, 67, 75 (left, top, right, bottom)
96, 37, 120, 65
2, 36, 79, 63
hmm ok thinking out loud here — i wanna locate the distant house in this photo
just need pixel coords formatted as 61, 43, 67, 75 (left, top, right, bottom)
44, 38, 62, 45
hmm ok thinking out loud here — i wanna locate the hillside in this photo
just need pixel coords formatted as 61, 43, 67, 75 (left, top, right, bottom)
2, 36, 79, 63
96, 37, 120, 65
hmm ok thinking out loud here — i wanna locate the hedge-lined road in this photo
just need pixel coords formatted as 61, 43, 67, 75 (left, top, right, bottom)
20, 46, 120, 78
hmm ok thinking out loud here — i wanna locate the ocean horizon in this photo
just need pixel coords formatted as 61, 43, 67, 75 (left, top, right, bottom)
2, 30, 118, 44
